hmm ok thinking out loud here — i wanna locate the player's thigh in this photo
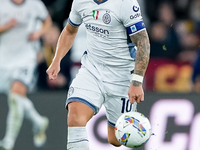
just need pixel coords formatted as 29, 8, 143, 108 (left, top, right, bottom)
66, 66, 104, 126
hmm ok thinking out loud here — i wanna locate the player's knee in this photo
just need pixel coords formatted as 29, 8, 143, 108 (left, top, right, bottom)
108, 136, 121, 147
11, 81, 27, 96
67, 111, 88, 126
67, 102, 94, 127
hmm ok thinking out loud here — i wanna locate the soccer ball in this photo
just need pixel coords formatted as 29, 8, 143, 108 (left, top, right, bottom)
115, 112, 151, 148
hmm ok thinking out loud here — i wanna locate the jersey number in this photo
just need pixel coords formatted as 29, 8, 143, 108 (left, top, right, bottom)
121, 98, 132, 113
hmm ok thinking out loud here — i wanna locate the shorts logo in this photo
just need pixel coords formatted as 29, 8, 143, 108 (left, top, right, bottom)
133, 6, 139, 12
102, 13, 111, 24
131, 25, 137, 32
68, 87, 74, 97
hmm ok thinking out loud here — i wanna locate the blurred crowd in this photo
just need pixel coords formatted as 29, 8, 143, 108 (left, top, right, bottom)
36, 0, 200, 92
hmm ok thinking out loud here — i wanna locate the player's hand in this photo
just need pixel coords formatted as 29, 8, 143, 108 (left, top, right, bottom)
6, 19, 17, 29
46, 61, 60, 80
128, 81, 144, 104
29, 31, 41, 41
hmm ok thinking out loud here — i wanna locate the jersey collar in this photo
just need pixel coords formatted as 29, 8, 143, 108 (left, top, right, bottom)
93, 0, 108, 5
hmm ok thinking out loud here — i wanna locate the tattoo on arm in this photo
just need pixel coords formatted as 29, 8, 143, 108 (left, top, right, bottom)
130, 29, 150, 78
132, 80, 142, 87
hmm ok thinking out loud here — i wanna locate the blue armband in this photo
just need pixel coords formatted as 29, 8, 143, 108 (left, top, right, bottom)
126, 21, 145, 36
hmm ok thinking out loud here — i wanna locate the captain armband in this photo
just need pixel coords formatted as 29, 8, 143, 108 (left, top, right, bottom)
126, 21, 146, 36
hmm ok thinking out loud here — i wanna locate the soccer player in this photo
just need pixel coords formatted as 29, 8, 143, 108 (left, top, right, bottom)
0, 0, 52, 149
46, 0, 150, 149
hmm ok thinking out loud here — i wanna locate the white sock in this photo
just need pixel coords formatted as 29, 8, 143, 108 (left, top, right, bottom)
67, 127, 89, 150
21, 96, 45, 132
2, 93, 24, 149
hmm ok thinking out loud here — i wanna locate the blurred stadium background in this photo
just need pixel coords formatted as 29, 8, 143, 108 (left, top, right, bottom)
1, 0, 200, 149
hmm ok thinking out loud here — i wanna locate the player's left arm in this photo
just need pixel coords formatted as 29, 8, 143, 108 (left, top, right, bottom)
29, 16, 52, 41
128, 29, 150, 104
119, 0, 150, 103
131, 29, 150, 80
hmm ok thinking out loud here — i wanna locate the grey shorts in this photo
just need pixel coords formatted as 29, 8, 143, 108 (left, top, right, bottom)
66, 66, 137, 127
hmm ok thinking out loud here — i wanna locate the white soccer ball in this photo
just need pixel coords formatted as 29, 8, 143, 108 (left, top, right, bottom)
115, 112, 151, 148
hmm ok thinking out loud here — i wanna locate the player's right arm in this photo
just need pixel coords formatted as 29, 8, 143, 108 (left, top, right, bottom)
46, 23, 79, 80
0, 19, 17, 34
47, 0, 81, 80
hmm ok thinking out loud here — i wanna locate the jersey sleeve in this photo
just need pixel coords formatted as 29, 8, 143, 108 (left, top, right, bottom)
68, 0, 82, 27
120, 0, 146, 36
34, 0, 49, 20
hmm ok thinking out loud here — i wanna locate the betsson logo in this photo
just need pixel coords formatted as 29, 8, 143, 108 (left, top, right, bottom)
85, 23, 109, 38
85, 24, 109, 34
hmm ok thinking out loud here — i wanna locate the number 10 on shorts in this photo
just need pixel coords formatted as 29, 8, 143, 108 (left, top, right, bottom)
121, 98, 133, 113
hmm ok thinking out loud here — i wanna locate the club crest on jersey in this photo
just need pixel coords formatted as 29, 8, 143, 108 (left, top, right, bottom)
67, 87, 74, 97
93, 10, 99, 19
102, 13, 111, 24
133, 5, 139, 12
